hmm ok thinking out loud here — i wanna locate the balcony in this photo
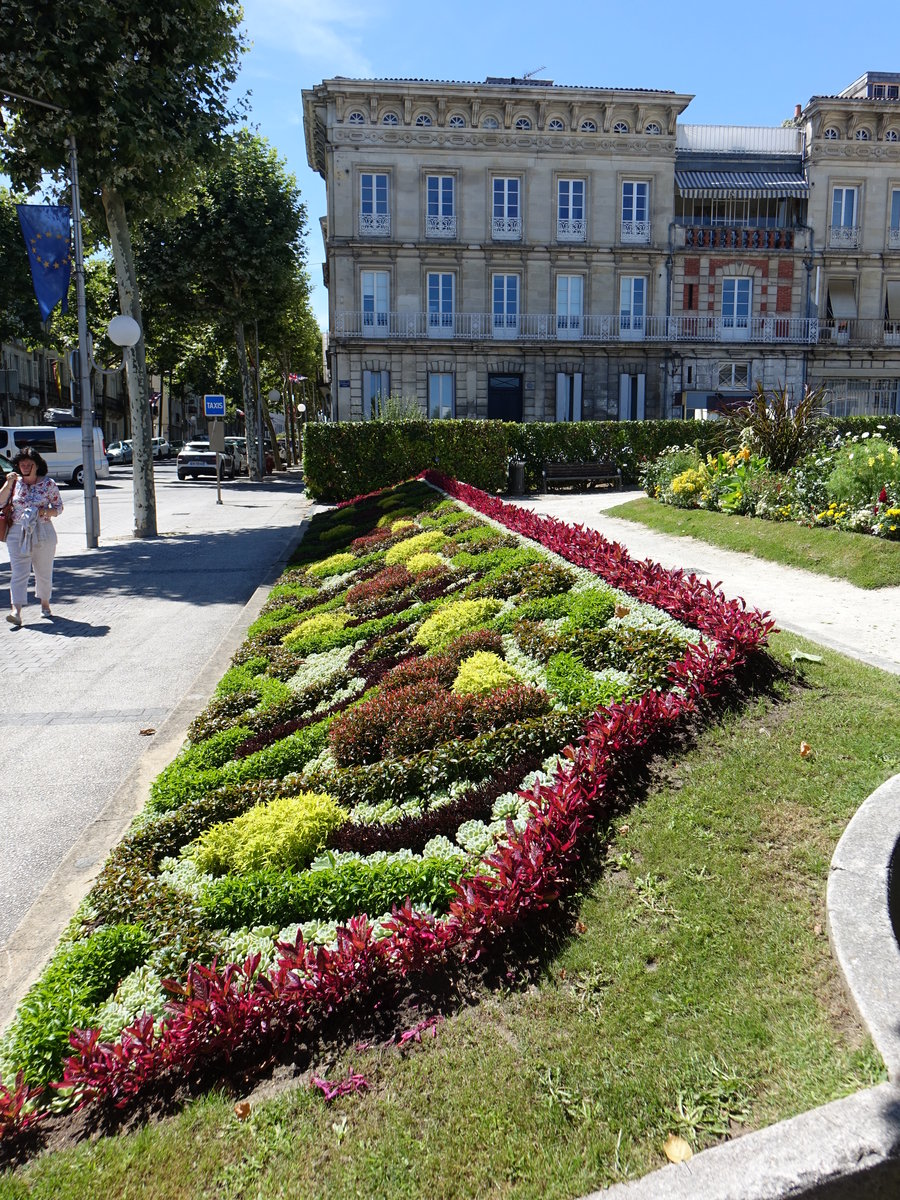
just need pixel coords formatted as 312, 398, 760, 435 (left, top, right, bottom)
334, 311, 819, 345
358, 212, 390, 237
817, 318, 900, 347
556, 218, 586, 242
425, 214, 457, 239
679, 225, 800, 251
492, 216, 522, 241
828, 225, 860, 250
620, 220, 651, 245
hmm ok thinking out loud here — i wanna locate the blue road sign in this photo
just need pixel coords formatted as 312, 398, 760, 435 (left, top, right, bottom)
204, 394, 226, 418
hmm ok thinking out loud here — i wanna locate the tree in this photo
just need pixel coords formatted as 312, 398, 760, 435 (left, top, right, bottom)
135, 131, 312, 480
0, 1, 244, 536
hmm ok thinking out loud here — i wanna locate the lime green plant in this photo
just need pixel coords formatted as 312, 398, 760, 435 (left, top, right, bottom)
451, 651, 523, 695
413, 598, 502, 651
190, 791, 345, 876
307, 552, 356, 577
283, 611, 349, 646
385, 530, 448, 565
406, 551, 445, 574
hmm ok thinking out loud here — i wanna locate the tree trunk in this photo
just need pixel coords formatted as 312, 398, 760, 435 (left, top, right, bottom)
262, 398, 282, 470
234, 319, 260, 481
101, 185, 157, 538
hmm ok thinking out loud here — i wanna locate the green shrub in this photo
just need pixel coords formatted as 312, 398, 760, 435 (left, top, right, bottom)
283, 611, 349, 647
217, 660, 269, 696
307, 552, 357, 578
406, 551, 444, 574
384, 529, 447, 565
414, 599, 502, 650
451, 651, 523, 695
545, 652, 626, 709
191, 792, 345, 876
559, 588, 618, 633
0, 924, 150, 1088
200, 854, 468, 928
825, 441, 900, 506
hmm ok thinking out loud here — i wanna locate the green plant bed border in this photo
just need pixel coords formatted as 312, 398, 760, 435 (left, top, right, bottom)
1, 630, 893, 1196
606, 497, 900, 590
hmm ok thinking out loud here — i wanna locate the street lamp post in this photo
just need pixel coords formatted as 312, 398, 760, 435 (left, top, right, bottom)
267, 388, 281, 468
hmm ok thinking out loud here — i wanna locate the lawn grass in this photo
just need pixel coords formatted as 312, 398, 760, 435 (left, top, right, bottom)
2, 629, 895, 1199
604, 498, 900, 590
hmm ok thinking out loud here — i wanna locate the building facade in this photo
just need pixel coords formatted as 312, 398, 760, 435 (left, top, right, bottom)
302, 72, 900, 423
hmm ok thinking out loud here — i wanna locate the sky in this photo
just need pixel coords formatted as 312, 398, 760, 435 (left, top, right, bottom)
238, 0, 895, 328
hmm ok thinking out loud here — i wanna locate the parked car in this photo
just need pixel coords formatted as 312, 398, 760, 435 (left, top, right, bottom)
151, 436, 171, 459
224, 437, 249, 474
176, 440, 235, 481
107, 439, 133, 465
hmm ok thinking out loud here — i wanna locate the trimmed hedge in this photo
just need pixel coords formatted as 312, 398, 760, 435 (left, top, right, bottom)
302, 415, 900, 502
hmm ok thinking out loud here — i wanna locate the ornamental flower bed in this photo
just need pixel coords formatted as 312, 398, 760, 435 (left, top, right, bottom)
0, 476, 773, 1151
642, 428, 900, 539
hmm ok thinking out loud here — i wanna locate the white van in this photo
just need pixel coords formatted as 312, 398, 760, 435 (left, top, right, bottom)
0, 425, 109, 487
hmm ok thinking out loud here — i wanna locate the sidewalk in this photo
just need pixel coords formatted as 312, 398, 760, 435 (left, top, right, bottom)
508, 488, 900, 675
0, 471, 313, 1027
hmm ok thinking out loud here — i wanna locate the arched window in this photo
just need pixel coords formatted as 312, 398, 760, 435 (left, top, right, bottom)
824, 127, 840, 140
415, 113, 432, 126
644, 122, 661, 135
886, 129, 899, 143
580, 119, 597, 133
515, 117, 532, 130
448, 114, 466, 128
548, 118, 565, 131
382, 112, 399, 126
347, 111, 365, 125
482, 116, 500, 129
855, 127, 870, 141
612, 121, 629, 134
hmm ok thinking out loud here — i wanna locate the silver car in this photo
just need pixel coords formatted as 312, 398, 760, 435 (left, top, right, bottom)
176, 440, 235, 481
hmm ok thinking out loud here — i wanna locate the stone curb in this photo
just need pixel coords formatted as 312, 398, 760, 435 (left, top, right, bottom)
0, 510, 314, 1035
590, 772, 900, 1199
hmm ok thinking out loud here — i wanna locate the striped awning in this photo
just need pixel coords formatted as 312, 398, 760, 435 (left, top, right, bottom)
675, 170, 808, 199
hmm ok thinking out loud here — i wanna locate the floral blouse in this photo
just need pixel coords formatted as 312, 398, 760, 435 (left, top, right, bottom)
9, 475, 63, 523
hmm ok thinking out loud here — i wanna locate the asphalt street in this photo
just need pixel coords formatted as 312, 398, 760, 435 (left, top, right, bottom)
0, 461, 313, 955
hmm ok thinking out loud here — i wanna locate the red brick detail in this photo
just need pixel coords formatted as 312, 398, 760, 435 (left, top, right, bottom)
778, 259, 794, 281
776, 285, 792, 313
683, 257, 700, 277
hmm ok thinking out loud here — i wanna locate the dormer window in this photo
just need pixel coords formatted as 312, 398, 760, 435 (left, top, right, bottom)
348, 111, 365, 125
415, 113, 432, 126
580, 119, 597, 132
448, 114, 466, 128
644, 122, 661, 135
548, 118, 565, 131
515, 117, 532, 130
824, 127, 840, 140
886, 129, 899, 143
613, 121, 629, 134
483, 116, 500, 129
382, 112, 399, 126
855, 127, 870, 141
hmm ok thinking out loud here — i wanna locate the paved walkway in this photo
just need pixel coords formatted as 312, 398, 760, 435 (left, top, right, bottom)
0, 469, 313, 1024
508, 489, 900, 675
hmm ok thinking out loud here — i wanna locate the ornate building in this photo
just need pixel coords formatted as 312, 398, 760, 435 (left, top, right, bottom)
302, 72, 900, 422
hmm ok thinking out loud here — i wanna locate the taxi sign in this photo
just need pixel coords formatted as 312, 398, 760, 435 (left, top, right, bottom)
204, 394, 226, 418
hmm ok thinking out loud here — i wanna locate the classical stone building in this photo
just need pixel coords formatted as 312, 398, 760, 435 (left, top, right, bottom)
302, 72, 900, 422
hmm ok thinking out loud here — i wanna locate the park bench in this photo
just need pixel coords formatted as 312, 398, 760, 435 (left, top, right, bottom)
541, 460, 622, 493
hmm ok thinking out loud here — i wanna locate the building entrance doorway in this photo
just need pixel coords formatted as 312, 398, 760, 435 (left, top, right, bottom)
487, 373, 523, 421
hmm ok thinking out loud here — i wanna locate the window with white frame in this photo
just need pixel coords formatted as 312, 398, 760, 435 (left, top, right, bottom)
718, 361, 750, 390
427, 271, 455, 334
483, 116, 499, 129
621, 180, 650, 243
426, 175, 456, 237
448, 114, 466, 128
557, 178, 585, 241
890, 189, 900, 249
645, 122, 661, 135
362, 370, 390, 419
855, 128, 870, 140
830, 185, 859, 247
492, 177, 521, 239
515, 116, 532, 130
721, 277, 752, 338
548, 117, 565, 131
492, 273, 519, 335
619, 275, 646, 335
613, 121, 629, 134
415, 113, 432, 126
886, 129, 899, 143
556, 275, 583, 337
348, 111, 365, 125
381, 112, 399, 126
824, 127, 840, 140
428, 373, 455, 419
360, 172, 389, 235
361, 270, 389, 332
580, 119, 597, 132
556, 373, 583, 421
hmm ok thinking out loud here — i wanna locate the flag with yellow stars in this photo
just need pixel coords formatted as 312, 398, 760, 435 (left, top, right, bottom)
16, 204, 72, 322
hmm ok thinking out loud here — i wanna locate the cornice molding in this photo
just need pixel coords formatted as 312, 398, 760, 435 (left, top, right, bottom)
331, 127, 678, 158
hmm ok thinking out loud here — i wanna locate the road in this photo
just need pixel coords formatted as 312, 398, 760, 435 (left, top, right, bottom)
0, 459, 312, 964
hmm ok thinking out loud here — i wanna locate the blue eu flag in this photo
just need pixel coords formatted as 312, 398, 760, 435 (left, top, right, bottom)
16, 204, 72, 322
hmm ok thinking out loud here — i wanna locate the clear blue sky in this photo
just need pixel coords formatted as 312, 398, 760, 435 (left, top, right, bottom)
238, 0, 896, 327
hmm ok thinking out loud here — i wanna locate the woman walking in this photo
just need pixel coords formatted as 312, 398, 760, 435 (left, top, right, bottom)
2, 447, 64, 627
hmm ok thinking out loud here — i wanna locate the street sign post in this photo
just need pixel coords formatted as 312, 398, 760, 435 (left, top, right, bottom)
208, 418, 225, 505
204, 393, 226, 419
